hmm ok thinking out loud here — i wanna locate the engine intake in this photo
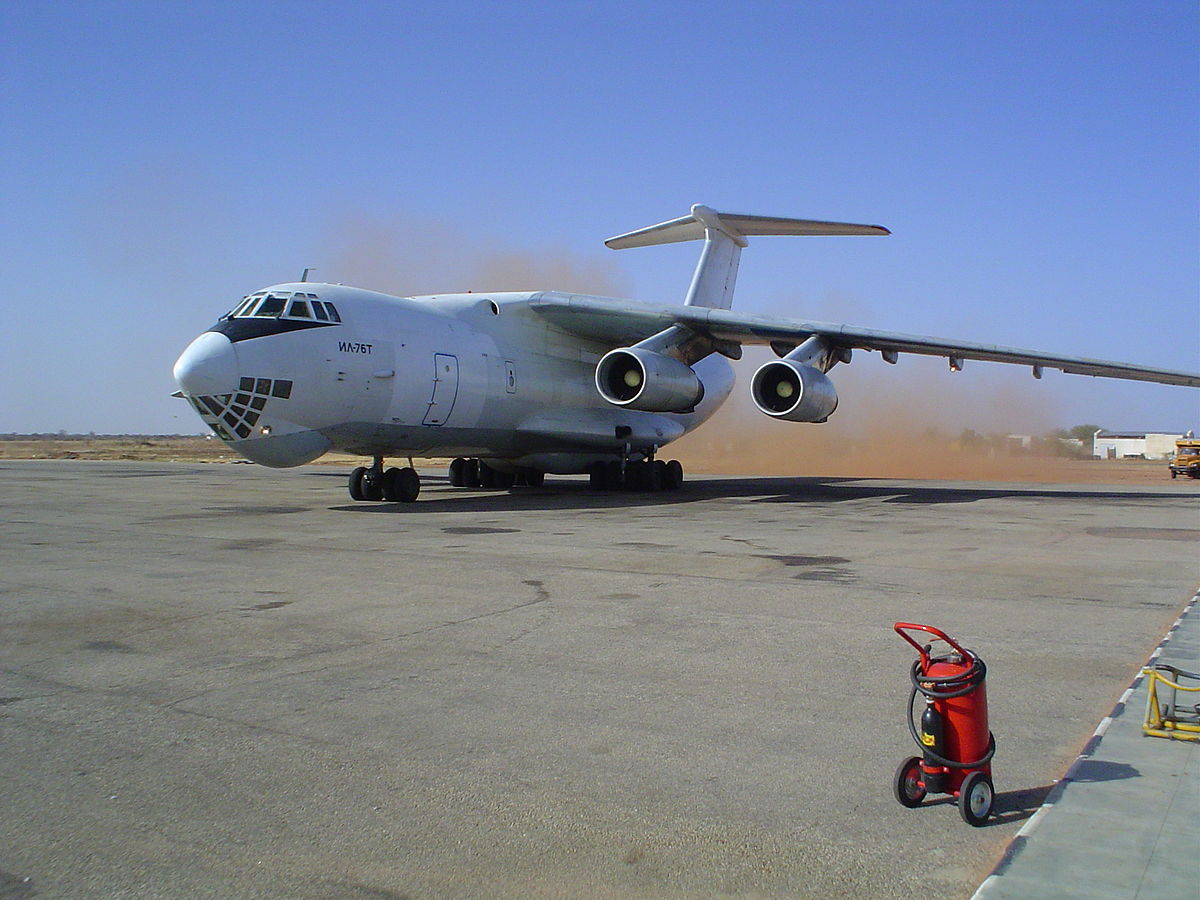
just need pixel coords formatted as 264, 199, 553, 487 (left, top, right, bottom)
751, 359, 839, 422
596, 348, 704, 412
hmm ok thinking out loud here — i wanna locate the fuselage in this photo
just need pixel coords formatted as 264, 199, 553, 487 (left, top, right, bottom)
173, 283, 735, 472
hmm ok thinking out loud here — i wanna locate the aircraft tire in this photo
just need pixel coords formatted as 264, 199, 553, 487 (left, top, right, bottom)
651, 459, 667, 491
524, 469, 545, 487
449, 458, 466, 487
493, 469, 516, 489
588, 464, 605, 489
381, 467, 403, 501
624, 463, 642, 491
361, 471, 384, 501
664, 460, 684, 490
479, 462, 497, 489
396, 467, 421, 502
647, 460, 664, 492
464, 458, 481, 488
605, 460, 623, 491
349, 466, 368, 501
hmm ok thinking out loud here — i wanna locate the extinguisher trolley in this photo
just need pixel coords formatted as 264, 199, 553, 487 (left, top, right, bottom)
893, 622, 997, 826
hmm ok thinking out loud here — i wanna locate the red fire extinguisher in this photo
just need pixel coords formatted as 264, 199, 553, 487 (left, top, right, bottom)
893, 622, 996, 826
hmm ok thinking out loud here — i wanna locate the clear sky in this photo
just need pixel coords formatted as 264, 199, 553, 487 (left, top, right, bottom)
2, 1, 1197, 435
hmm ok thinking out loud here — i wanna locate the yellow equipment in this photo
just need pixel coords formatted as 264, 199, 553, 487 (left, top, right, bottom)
1141, 665, 1200, 741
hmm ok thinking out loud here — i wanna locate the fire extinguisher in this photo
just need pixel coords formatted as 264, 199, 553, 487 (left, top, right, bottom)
893, 622, 997, 826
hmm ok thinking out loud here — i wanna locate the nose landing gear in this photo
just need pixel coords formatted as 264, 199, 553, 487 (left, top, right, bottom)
349, 457, 421, 503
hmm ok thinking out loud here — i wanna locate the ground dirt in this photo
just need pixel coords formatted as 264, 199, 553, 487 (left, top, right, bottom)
0, 435, 1179, 484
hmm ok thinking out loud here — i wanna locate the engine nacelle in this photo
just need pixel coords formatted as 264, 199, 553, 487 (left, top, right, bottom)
751, 359, 839, 422
595, 348, 705, 412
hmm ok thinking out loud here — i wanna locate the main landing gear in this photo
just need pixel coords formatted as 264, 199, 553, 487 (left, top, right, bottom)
447, 458, 544, 489
587, 458, 684, 492
349, 457, 420, 503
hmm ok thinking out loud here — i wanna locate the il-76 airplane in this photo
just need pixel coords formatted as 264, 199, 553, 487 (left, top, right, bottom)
173, 205, 1199, 502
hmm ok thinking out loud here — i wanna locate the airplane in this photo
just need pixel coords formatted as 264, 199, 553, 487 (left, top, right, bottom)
173, 204, 1200, 502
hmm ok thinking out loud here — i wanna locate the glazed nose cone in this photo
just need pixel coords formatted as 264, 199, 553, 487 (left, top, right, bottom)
173, 332, 239, 396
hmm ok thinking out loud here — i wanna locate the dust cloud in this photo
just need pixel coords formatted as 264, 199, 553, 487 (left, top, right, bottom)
671, 349, 1081, 481
323, 212, 631, 298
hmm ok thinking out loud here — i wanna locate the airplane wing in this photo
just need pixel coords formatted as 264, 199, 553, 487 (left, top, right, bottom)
528, 293, 1200, 387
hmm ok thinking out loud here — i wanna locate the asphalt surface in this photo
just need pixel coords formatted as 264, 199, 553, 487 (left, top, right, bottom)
1, 461, 1198, 899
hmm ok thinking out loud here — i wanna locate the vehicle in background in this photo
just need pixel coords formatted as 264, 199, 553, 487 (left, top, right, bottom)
1168, 438, 1200, 479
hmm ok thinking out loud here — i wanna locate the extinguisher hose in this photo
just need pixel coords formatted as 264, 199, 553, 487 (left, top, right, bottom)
907, 656, 996, 769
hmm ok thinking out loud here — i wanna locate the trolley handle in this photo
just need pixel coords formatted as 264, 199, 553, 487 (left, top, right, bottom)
894, 622, 972, 667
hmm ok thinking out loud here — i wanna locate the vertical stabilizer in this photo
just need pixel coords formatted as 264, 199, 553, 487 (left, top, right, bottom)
604, 204, 889, 311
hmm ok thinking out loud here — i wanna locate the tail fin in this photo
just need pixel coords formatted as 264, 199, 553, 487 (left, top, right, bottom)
605, 204, 889, 310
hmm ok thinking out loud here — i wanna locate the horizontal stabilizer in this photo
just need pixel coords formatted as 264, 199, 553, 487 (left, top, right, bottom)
605, 204, 889, 250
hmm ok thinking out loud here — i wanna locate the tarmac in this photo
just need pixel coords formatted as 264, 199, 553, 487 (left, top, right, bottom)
1, 460, 1198, 899
973, 592, 1199, 900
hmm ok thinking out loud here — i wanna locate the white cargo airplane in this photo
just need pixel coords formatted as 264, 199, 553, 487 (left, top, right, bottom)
173, 205, 1199, 502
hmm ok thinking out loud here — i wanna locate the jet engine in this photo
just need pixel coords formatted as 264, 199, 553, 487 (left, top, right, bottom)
595, 347, 705, 413
751, 359, 839, 422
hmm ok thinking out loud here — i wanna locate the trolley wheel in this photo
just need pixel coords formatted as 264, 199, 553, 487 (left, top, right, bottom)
893, 756, 926, 808
958, 770, 994, 827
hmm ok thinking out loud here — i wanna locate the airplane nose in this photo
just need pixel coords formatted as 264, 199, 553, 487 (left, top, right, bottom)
174, 331, 240, 396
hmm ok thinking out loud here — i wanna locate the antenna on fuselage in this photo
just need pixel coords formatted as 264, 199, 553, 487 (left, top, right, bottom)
301, 267, 315, 283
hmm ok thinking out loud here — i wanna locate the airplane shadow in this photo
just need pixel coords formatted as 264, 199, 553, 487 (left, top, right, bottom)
315, 472, 1181, 514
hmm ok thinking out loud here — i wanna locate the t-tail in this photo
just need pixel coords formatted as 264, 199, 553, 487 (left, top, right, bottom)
604, 204, 890, 310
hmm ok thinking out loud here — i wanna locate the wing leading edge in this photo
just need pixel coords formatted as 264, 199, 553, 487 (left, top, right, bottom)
528, 293, 1200, 388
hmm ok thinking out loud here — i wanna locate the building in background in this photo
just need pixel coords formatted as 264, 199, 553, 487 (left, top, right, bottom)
1092, 430, 1190, 460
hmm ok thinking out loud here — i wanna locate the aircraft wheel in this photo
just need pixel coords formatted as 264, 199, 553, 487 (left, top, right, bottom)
958, 771, 994, 827
381, 467, 403, 501
361, 471, 384, 501
663, 459, 684, 490
449, 458, 466, 487
604, 460, 623, 490
395, 467, 421, 502
479, 461, 497, 489
588, 463, 605, 490
464, 458, 481, 488
651, 459, 667, 491
524, 470, 545, 487
493, 468, 516, 489
349, 466, 367, 501
624, 462, 643, 491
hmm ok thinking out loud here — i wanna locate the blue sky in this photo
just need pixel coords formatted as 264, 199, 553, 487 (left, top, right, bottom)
2, 1, 1197, 435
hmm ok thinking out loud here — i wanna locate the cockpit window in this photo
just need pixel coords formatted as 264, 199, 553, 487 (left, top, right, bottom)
311, 301, 329, 321
254, 295, 287, 317
287, 300, 311, 319
325, 302, 342, 322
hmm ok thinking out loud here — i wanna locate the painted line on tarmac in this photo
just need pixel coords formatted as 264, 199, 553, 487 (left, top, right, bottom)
972, 590, 1200, 900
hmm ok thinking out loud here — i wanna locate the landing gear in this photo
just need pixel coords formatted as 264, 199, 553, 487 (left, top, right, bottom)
587, 457, 683, 492
448, 458, 542, 490
348, 458, 420, 503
